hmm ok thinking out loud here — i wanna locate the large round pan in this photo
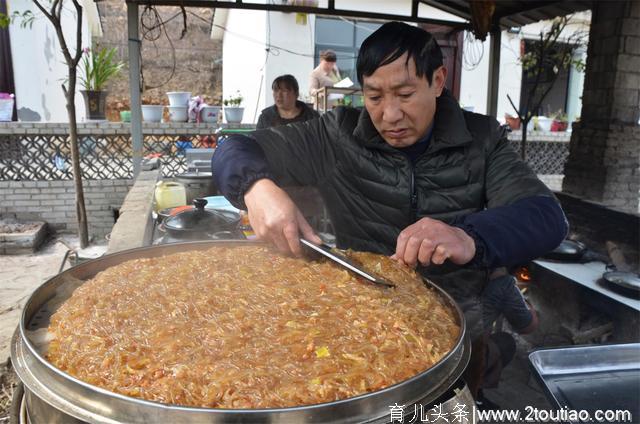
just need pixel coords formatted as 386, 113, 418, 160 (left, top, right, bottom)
543, 239, 609, 263
12, 241, 469, 424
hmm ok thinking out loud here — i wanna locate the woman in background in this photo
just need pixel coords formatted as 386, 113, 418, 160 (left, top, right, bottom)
308, 50, 341, 97
256, 74, 319, 129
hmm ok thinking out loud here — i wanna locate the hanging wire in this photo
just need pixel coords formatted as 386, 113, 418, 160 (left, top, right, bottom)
462, 30, 484, 71
139, 5, 192, 90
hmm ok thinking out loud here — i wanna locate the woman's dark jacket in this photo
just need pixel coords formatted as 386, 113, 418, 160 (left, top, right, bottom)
256, 101, 320, 129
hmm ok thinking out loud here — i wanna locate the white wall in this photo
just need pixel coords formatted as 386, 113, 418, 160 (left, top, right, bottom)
223, 9, 267, 124
9, 0, 92, 122
222, 4, 590, 125
224, 1, 464, 120
263, 12, 315, 107
459, 31, 490, 114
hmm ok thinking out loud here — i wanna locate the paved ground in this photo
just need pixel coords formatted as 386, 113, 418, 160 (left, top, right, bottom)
0, 237, 79, 364
0, 236, 83, 422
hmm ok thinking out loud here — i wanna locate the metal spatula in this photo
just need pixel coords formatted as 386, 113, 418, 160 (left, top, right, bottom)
299, 238, 395, 288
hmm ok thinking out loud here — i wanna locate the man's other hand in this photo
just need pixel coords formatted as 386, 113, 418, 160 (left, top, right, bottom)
392, 217, 476, 267
244, 179, 322, 255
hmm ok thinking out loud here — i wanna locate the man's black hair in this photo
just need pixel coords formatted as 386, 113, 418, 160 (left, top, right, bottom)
272, 74, 299, 96
356, 21, 443, 86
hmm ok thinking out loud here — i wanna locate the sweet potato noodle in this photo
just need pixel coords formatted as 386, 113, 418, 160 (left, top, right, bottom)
47, 246, 460, 409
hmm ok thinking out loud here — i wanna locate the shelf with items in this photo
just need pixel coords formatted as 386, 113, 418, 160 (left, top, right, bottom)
313, 86, 363, 114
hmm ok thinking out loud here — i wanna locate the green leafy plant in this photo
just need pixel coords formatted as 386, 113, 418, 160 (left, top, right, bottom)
507, 15, 587, 159
79, 47, 124, 91
223, 91, 243, 107
552, 110, 568, 122
0, 10, 35, 29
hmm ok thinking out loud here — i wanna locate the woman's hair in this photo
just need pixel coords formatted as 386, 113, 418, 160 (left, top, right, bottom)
319, 49, 337, 63
356, 21, 443, 86
272, 74, 299, 96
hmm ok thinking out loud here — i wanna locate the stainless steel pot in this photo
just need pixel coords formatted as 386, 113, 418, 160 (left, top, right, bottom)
11, 241, 469, 424
175, 172, 217, 204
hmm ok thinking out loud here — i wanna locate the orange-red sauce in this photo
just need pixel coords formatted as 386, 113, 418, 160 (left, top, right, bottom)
47, 246, 459, 408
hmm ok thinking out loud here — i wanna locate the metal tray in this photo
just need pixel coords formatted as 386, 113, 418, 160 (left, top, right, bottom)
529, 343, 640, 423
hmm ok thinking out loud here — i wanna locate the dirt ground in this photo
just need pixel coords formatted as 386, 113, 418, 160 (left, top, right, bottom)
0, 360, 17, 423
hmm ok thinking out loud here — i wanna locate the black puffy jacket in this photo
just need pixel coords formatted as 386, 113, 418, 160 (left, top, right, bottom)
215, 91, 558, 335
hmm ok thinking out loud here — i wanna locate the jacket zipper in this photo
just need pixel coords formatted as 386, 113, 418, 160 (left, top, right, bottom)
408, 161, 418, 222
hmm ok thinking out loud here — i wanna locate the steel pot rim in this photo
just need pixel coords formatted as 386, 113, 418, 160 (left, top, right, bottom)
14, 241, 468, 422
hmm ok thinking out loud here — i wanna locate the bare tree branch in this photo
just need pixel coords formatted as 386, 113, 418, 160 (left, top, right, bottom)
31, 0, 89, 247
507, 94, 522, 121
30, 0, 54, 22
71, 0, 83, 66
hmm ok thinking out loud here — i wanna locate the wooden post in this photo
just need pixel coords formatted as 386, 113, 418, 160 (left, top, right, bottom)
486, 29, 501, 118
127, 2, 143, 177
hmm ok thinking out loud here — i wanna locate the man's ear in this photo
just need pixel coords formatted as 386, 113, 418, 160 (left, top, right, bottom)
433, 66, 447, 97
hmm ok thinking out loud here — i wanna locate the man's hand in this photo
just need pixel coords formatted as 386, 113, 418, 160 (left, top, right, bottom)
392, 217, 476, 267
244, 179, 322, 255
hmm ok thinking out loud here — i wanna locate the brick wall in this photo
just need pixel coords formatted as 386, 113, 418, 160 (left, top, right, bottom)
563, 1, 640, 213
0, 179, 133, 240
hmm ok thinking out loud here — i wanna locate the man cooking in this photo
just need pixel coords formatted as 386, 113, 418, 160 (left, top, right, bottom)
212, 21, 567, 396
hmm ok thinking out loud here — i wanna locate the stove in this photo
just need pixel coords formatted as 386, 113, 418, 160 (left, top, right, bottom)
532, 259, 640, 312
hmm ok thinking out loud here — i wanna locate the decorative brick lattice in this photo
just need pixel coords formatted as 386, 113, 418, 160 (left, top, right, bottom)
507, 140, 569, 175
0, 133, 214, 180
0, 123, 568, 181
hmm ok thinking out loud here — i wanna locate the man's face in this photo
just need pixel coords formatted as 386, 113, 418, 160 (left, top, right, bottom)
362, 54, 446, 148
273, 85, 297, 111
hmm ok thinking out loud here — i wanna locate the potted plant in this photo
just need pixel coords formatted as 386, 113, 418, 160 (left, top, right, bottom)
223, 91, 244, 123
79, 47, 124, 120
550, 111, 569, 132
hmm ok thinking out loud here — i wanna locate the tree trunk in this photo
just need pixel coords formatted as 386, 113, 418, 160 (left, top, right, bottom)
520, 120, 529, 162
65, 66, 89, 248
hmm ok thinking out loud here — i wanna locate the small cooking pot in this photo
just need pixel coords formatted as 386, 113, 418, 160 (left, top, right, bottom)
542, 239, 609, 263
163, 198, 241, 240
175, 172, 217, 204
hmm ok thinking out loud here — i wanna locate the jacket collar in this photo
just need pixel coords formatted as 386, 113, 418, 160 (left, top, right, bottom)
353, 89, 474, 154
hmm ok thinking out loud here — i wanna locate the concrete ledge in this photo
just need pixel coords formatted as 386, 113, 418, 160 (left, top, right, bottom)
107, 169, 160, 254
0, 122, 255, 136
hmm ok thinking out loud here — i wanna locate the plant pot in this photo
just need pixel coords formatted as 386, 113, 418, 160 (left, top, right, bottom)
535, 116, 552, 132
81, 90, 108, 120
119, 110, 131, 122
166, 91, 191, 107
224, 107, 244, 124
168, 106, 188, 122
142, 105, 164, 122
201, 106, 222, 123
550, 120, 568, 132
0, 98, 15, 122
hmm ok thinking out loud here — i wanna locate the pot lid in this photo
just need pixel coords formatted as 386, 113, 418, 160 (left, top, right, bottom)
164, 198, 240, 233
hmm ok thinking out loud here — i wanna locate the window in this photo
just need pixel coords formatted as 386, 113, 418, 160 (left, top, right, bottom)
315, 17, 382, 85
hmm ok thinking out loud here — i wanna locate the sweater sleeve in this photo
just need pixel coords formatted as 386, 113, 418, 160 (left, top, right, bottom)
211, 135, 274, 210
452, 195, 568, 268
